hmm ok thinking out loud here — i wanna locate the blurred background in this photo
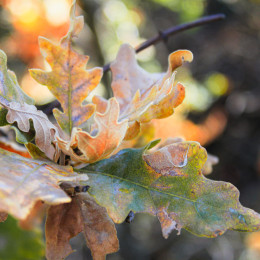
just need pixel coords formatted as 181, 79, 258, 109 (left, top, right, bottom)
0, 0, 260, 259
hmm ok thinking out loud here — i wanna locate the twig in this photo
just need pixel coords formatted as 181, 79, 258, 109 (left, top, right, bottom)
103, 14, 225, 73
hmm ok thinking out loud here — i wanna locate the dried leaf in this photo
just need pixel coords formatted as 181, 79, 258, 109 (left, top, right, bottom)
0, 96, 59, 160
46, 198, 82, 260
78, 193, 119, 260
57, 98, 128, 163
30, 1, 102, 134
0, 148, 88, 220
0, 50, 34, 105
93, 44, 192, 139
46, 193, 118, 260
79, 140, 260, 238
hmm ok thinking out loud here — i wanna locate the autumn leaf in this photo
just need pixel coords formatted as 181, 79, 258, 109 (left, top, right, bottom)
93, 44, 192, 139
78, 140, 260, 238
29, 1, 103, 134
0, 96, 60, 161
57, 98, 128, 163
46, 192, 118, 260
0, 148, 88, 220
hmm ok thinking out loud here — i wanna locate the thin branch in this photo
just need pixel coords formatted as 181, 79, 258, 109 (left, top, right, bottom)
103, 14, 225, 73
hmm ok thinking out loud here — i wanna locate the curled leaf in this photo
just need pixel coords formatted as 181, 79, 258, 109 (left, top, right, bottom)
30, 1, 102, 134
80, 141, 260, 238
0, 148, 88, 220
0, 96, 59, 161
57, 98, 128, 163
93, 44, 192, 139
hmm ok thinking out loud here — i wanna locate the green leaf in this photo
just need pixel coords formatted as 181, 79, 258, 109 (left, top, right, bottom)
0, 50, 34, 105
11, 126, 35, 144
78, 141, 260, 238
0, 216, 44, 260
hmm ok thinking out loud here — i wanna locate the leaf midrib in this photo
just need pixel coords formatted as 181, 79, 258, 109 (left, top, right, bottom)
76, 169, 195, 203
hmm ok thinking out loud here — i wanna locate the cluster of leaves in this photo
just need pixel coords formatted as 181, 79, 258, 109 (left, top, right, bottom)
0, 1, 260, 259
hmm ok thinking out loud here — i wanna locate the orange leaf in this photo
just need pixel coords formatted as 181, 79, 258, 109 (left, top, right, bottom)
30, 1, 102, 134
57, 98, 128, 163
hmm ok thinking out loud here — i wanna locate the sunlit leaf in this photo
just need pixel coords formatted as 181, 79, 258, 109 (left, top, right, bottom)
46, 192, 118, 260
57, 98, 128, 163
30, 1, 103, 134
0, 96, 60, 161
78, 141, 260, 238
93, 44, 192, 139
0, 148, 88, 220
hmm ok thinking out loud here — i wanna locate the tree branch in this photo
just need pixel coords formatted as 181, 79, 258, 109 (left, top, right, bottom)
103, 14, 225, 73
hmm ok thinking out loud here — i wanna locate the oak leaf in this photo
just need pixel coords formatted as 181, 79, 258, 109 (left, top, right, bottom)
93, 44, 192, 139
57, 98, 128, 163
46, 192, 118, 260
0, 148, 88, 220
0, 96, 59, 161
79, 140, 260, 238
29, 1, 103, 134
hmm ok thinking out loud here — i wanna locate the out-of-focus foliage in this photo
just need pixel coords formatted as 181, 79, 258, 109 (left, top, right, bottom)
0, 216, 44, 260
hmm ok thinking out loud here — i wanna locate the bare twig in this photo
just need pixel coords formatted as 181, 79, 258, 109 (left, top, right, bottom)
103, 14, 225, 73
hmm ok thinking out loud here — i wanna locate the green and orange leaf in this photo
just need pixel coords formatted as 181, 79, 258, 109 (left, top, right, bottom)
30, 1, 102, 134
79, 140, 260, 238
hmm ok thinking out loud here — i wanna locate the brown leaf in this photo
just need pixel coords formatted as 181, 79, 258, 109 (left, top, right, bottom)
46, 198, 82, 260
93, 44, 192, 139
77, 194, 119, 260
46, 192, 119, 260
0, 148, 88, 220
30, 1, 102, 134
0, 96, 60, 161
57, 98, 128, 163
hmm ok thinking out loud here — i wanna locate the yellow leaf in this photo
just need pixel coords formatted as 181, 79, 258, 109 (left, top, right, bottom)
30, 1, 102, 134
